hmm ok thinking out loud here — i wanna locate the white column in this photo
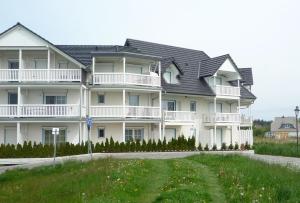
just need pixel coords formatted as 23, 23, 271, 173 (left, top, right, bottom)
123, 89, 125, 118
17, 86, 21, 117
159, 90, 162, 118
80, 85, 82, 117
123, 57, 126, 84
92, 57, 95, 85
88, 89, 91, 116
158, 61, 161, 86
47, 48, 50, 82
159, 122, 162, 141
79, 122, 82, 144
122, 122, 125, 143
213, 97, 217, 146
17, 122, 21, 144
214, 125, 217, 147
18, 49, 22, 82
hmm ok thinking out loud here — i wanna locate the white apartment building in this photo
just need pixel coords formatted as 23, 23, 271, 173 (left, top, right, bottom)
0, 23, 255, 149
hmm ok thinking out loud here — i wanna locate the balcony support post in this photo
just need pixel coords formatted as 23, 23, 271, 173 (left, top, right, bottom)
159, 122, 162, 141
92, 57, 95, 85
159, 90, 162, 118
47, 48, 50, 82
80, 85, 82, 117
123, 57, 126, 84
213, 96, 217, 147
18, 49, 22, 82
122, 122, 126, 143
88, 89, 91, 116
17, 122, 22, 145
123, 89, 125, 118
17, 86, 21, 117
79, 122, 82, 144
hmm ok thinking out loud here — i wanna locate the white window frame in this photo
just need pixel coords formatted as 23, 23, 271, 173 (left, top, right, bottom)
125, 128, 144, 142
58, 61, 69, 69
190, 101, 196, 112
129, 95, 139, 106
98, 94, 105, 104
34, 59, 47, 69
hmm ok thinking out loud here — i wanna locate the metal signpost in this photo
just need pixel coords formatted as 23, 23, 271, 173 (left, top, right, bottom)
86, 116, 93, 159
52, 128, 59, 166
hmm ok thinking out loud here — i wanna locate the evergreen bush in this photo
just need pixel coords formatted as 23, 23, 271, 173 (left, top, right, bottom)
204, 144, 209, 151
197, 143, 203, 151
212, 144, 217, 151
234, 142, 239, 150
221, 143, 227, 151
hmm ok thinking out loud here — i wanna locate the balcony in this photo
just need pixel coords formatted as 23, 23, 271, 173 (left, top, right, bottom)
215, 85, 240, 97
0, 104, 80, 117
164, 111, 196, 123
0, 69, 81, 82
241, 115, 252, 126
93, 73, 160, 87
90, 106, 160, 118
203, 113, 241, 124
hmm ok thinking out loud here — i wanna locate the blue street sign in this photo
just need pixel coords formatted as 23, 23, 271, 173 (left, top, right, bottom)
86, 117, 93, 129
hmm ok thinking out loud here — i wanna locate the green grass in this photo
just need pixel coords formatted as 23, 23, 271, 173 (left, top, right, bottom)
0, 155, 300, 202
254, 137, 300, 158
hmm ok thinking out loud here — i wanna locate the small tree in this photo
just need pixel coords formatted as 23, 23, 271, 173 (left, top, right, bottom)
212, 144, 217, 151
162, 137, 167, 152
197, 143, 203, 151
234, 142, 239, 150
221, 143, 227, 151
228, 143, 233, 150
157, 139, 162, 151
141, 140, 147, 152
204, 144, 209, 151
245, 141, 251, 150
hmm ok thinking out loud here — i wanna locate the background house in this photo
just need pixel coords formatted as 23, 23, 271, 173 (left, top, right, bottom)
270, 116, 299, 139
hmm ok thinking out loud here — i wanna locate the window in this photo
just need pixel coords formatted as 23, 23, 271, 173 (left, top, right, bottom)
98, 95, 105, 104
216, 77, 222, 85
43, 128, 66, 145
164, 71, 172, 83
34, 59, 47, 69
125, 128, 144, 142
129, 95, 139, 106
98, 128, 105, 138
190, 101, 196, 112
45, 96, 66, 104
127, 64, 143, 74
8, 93, 18, 104
167, 100, 176, 111
58, 61, 68, 69
8, 60, 19, 69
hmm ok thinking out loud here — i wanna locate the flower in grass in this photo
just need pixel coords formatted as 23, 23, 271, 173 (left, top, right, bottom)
240, 192, 244, 196
261, 187, 265, 191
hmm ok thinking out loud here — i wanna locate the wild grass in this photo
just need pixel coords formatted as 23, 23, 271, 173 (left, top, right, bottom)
1, 155, 300, 202
254, 137, 300, 157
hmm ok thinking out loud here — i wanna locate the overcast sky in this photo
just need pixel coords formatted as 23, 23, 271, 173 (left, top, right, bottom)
1, 0, 299, 120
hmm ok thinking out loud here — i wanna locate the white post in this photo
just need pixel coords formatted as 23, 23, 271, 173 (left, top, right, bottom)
88, 89, 91, 116
47, 48, 50, 82
17, 86, 21, 117
123, 57, 126, 84
18, 49, 22, 82
158, 61, 161, 86
17, 122, 21, 144
122, 122, 125, 143
79, 122, 82, 144
123, 89, 125, 117
159, 122, 162, 141
162, 122, 165, 140
159, 90, 162, 118
80, 85, 82, 117
213, 97, 217, 146
92, 57, 95, 85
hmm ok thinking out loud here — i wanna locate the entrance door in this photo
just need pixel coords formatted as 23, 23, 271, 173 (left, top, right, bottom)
4, 127, 17, 145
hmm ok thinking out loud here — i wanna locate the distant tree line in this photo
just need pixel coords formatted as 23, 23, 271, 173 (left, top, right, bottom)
253, 119, 272, 137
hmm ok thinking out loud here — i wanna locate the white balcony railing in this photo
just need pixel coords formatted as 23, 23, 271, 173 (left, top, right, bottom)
90, 106, 160, 118
164, 111, 196, 122
215, 85, 240, 97
203, 113, 241, 123
241, 115, 252, 125
0, 105, 18, 117
20, 104, 80, 117
93, 73, 161, 87
0, 69, 81, 82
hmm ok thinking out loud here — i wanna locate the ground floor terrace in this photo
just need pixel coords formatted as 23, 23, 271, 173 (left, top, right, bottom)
0, 120, 253, 149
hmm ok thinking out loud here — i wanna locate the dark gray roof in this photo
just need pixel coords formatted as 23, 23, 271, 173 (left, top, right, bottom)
125, 38, 216, 96
125, 39, 256, 99
239, 68, 254, 85
56, 45, 142, 66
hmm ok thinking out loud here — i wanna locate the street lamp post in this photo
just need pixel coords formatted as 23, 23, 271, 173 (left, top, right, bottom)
52, 128, 59, 166
295, 106, 299, 154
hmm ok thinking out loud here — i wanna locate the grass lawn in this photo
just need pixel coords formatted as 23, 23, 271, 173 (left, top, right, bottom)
0, 155, 300, 202
254, 137, 300, 158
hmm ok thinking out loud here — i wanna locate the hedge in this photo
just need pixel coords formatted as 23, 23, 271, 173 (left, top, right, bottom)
0, 136, 251, 158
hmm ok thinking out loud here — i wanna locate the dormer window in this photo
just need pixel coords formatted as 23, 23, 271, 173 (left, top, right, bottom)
163, 64, 179, 84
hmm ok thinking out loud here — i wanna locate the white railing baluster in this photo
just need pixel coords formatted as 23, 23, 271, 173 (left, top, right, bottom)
215, 85, 240, 97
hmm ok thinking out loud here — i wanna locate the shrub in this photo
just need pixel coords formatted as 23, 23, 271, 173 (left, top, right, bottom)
204, 144, 209, 151
212, 144, 217, 151
240, 143, 245, 151
197, 143, 203, 151
245, 141, 251, 150
234, 142, 239, 150
228, 143, 233, 150
221, 143, 227, 151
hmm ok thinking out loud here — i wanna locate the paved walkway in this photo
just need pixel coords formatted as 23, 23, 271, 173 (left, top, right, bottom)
245, 154, 300, 169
